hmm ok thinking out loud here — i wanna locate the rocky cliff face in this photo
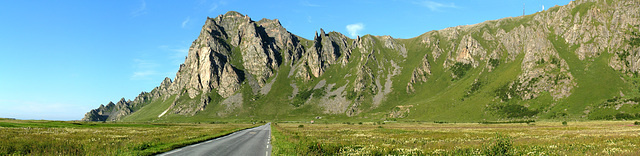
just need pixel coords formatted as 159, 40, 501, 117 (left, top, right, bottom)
83, 0, 640, 122
407, 54, 431, 93
296, 29, 352, 79
82, 98, 132, 121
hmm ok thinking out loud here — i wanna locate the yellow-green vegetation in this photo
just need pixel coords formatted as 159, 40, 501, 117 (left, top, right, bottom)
272, 121, 640, 155
0, 118, 254, 156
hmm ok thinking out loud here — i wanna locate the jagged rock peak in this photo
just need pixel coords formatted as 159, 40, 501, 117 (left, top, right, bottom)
81, 98, 132, 121
161, 77, 172, 84
258, 18, 281, 26
106, 101, 115, 107
223, 11, 244, 18
117, 98, 127, 104
301, 28, 351, 78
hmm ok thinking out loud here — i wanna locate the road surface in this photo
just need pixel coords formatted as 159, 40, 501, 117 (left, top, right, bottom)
158, 123, 272, 156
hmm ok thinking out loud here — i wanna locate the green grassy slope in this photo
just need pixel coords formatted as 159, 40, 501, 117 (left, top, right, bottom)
547, 34, 633, 119
368, 37, 527, 122
121, 95, 176, 122
122, 34, 637, 123
117, 0, 640, 123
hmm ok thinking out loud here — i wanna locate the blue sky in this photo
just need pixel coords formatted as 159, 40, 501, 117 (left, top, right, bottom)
0, 0, 571, 120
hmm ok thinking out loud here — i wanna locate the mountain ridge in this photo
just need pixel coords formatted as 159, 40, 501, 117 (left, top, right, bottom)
83, 0, 640, 122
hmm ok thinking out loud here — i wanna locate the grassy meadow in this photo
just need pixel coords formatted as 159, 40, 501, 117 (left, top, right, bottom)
272, 121, 640, 155
0, 118, 254, 156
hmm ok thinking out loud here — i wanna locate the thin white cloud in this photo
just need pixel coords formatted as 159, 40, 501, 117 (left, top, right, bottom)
131, 59, 160, 80
131, 45, 188, 80
203, 0, 227, 13
159, 45, 188, 58
307, 16, 312, 23
416, 0, 457, 11
346, 23, 365, 38
197, 0, 207, 5
131, 0, 147, 17
159, 45, 189, 68
132, 70, 158, 79
170, 49, 188, 65
208, 3, 219, 12
170, 48, 188, 56
133, 59, 159, 69
182, 17, 190, 28
300, 0, 320, 7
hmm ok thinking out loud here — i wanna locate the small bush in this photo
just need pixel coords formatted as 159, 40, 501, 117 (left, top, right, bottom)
483, 134, 513, 156
298, 125, 304, 128
291, 88, 325, 107
551, 112, 568, 118
346, 90, 358, 100
615, 113, 637, 120
488, 104, 539, 118
451, 62, 473, 80
494, 82, 522, 102
469, 80, 483, 93
311, 87, 326, 98
291, 89, 312, 107
634, 121, 640, 125
489, 58, 500, 67
305, 142, 341, 155
562, 121, 568, 126
479, 120, 535, 124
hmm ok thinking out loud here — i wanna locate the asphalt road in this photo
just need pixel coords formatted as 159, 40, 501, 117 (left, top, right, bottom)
158, 123, 272, 156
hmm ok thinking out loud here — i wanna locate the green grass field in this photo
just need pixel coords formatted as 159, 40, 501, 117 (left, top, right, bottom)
272, 121, 640, 155
0, 118, 254, 156
4, 118, 640, 155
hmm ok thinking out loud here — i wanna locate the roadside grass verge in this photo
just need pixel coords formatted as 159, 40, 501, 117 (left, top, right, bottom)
0, 119, 254, 156
271, 121, 640, 155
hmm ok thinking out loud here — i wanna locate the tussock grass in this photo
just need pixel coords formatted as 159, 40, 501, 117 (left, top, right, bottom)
272, 121, 640, 155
